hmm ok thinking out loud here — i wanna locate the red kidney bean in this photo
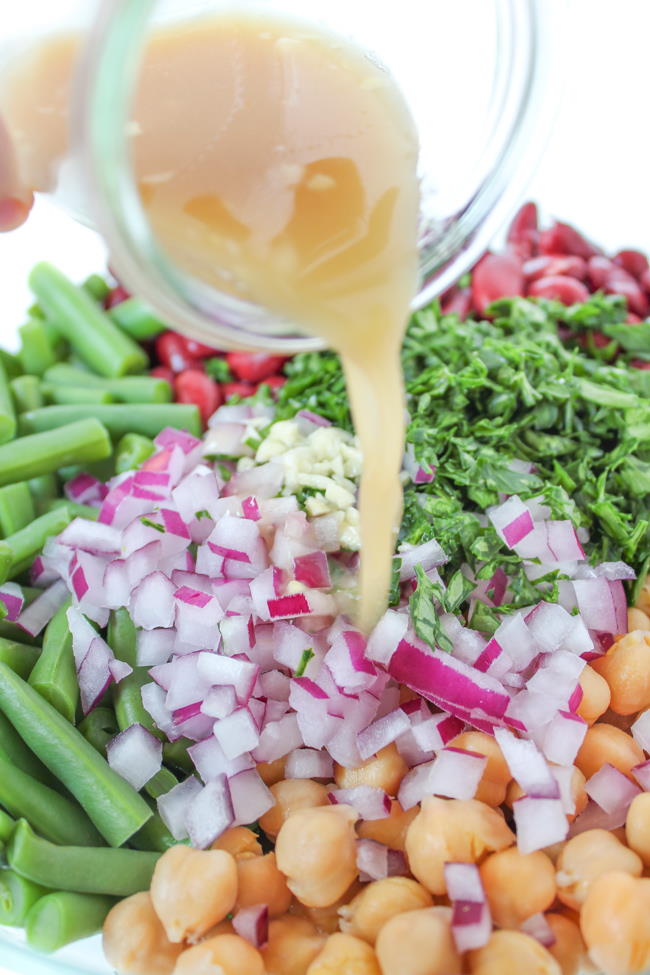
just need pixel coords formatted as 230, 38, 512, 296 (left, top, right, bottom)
587, 256, 619, 290
626, 313, 642, 324
226, 352, 288, 384
259, 375, 288, 392
606, 276, 649, 317
506, 201, 539, 260
540, 221, 600, 260
441, 287, 473, 318
527, 275, 590, 304
223, 381, 256, 400
614, 249, 649, 280
641, 269, 650, 294
155, 332, 205, 373
631, 359, 650, 370
174, 369, 222, 425
523, 254, 587, 282
149, 366, 175, 384
471, 253, 524, 315
105, 285, 130, 309
172, 335, 221, 359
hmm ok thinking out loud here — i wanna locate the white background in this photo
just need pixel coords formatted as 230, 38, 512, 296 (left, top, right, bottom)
0, 1, 648, 973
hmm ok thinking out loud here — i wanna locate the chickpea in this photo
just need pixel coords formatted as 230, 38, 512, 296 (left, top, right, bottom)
555, 829, 643, 911
212, 825, 263, 858
150, 845, 237, 944
296, 882, 364, 934
405, 797, 514, 895
580, 871, 650, 975
479, 847, 556, 928
260, 779, 330, 839
634, 574, 650, 616
276, 805, 358, 907
334, 743, 408, 796
262, 916, 326, 975
339, 876, 433, 944
103, 892, 183, 975
258, 756, 287, 785
468, 930, 561, 975
173, 933, 264, 975
375, 907, 461, 975
577, 666, 611, 725
506, 767, 587, 821
626, 792, 650, 867
236, 851, 292, 917
575, 723, 644, 782
595, 631, 650, 715
545, 913, 587, 975
357, 798, 417, 852
628, 607, 650, 631
306, 932, 381, 975
448, 731, 511, 807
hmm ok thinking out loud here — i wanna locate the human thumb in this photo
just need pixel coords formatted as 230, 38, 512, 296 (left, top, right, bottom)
0, 115, 33, 230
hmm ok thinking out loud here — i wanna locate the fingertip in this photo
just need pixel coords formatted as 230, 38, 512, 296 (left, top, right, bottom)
0, 195, 32, 231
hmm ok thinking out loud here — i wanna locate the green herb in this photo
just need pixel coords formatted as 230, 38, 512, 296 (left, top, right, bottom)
140, 518, 164, 534
409, 566, 453, 654
195, 510, 211, 521
295, 648, 315, 677
204, 358, 232, 383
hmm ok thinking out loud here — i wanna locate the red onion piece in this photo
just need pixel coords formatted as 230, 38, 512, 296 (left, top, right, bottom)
213, 708, 261, 760
232, 905, 269, 949
396, 539, 448, 582
520, 913, 557, 948
293, 551, 331, 589
285, 748, 333, 780
445, 862, 492, 953
328, 786, 391, 821
228, 769, 274, 826
59, 518, 121, 555
157, 775, 203, 840
495, 728, 560, 800
632, 710, 650, 753
488, 496, 534, 547
357, 708, 411, 761
0, 582, 23, 622
185, 775, 234, 849
130, 572, 176, 630
632, 761, 650, 791
16, 579, 68, 636
106, 724, 163, 791
585, 762, 641, 816
512, 796, 568, 853
541, 710, 588, 766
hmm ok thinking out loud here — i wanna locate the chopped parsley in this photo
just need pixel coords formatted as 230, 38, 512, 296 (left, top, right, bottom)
140, 517, 165, 533
295, 648, 315, 677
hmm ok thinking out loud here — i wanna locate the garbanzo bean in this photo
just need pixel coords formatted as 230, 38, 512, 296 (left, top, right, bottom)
467, 930, 561, 975
577, 665, 611, 725
357, 798, 417, 852
405, 798, 514, 895
479, 847, 556, 928
212, 825, 263, 858
375, 907, 461, 975
306, 932, 381, 975
626, 792, 650, 867
259, 779, 330, 839
261, 916, 326, 975
338, 876, 433, 944
103, 892, 183, 975
580, 871, 650, 975
545, 913, 587, 975
575, 723, 644, 781
258, 757, 287, 786
334, 744, 408, 795
297, 882, 364, 934
628, 607, 650, 631
448, 731, 511, 807
555, 829, 643, 911
595, 631, 650, 715
173, 933, 264, 975
150, 846, 238, 943
275, 805, 358, 907
236, 851, 292, 917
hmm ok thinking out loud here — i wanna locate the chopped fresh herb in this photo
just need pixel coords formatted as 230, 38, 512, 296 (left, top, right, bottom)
295, 648, 315, 677
140, 517, 165, 533
409, 565, 453, 654
204, 357, 232, 382
195, 510, 211, 521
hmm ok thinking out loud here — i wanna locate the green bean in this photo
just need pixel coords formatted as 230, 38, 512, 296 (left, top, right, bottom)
9, 820, 159, 896
59, 455, 115, 486
108, 608, 138, 668
145, 767, 179, 802
0, 749, 103, 846
0, 482, 36, 536
109, 296, 167, 340
0, 665, 152, 846
82, 273, 111, 303
78, 707, 118, 755
0, 637, 40, 680
115, 432, 156, 474
0, 869, 48, 926
0, 544, 11, 586
0, 710, 63, 791
20, 403, 201, 439
45, 363, 173, 405
0, 618, 40, 647
40, 320, 67, 360
0, 348, 23, 380
109, 609, 164, 742
26, 891, 116, 953
45, 498, 100, 521
42, 384, 115, 406
0, 418, 111, 487
0, 808, 15, 843
17, 319, 57, 376
130, 808, 177, 853
28, 473, 58, 513
0, 358, 16, 445
28, 601, 77, 723
29, 263, 149, 378
163, 739, 194, 775
0, 507, 74, 582
10, 374, 44, 413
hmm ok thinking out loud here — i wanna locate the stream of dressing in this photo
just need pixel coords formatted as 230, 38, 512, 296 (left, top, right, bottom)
1, 12, 421, 630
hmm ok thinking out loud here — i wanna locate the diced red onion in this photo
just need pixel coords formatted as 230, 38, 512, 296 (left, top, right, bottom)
106, 724, 163, 791
495, 728, 560, 799
396, 539, 448, 582
232, 905, 269, 949
525, 602, 575, 654
157, 775, 203, 840
136, 628, 175, 667
631, 709, 650, 754
228, 769, 274, 826
208, 515, 264, 565
328, 786, 391, 821
16, 579, 68, 636
0, 582, 23, 621
366, 611, 409, 667
196, 652, 260, 704
512, 796, 568, 853
357, 708, 411, 761
632, 760, 650, 791
488, 496, 534, 548
293, 552, 331, 590
155, 427, 202, 456
296, 409, 331, 432
572, 578, 628, 635
493, 613, 537, 673
445, 862, 492, 953
188, 737, 254, 783
285, 748, 334, 780
325, 630, 377, 692
201, 684, 238, 720
520, 913, 557, 948
65, 473, 107, 506
213, 708, 260, 760
59, 518, 121, 555
427, 748, 487, 800
78, 637, 114, 715
585, 762, 641, 816
130, 572, 176, 630
185, 775, 234, 849
109, 659, 133, 684
568, 799, 628, 837
253, 712, 303, 763
141, 681, 174, 737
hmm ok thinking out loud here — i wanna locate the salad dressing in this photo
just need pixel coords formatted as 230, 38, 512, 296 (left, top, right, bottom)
1, 13, 421, 630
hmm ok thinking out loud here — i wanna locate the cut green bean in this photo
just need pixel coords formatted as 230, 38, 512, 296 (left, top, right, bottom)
45, 498, 100, 521
0, 710, 57, 789
145, 767, 178, 801
17, 319, 57, 376
116, 432, 156, 474
163, 739, 193, 775
0, 749, 104, 847
40, 320, 67, 359
82, 273, 111, 303
28, 473, 58, 513
10, 374, 44, 413
0, 418, 111, 487
59, 456, 115, 486
28, 601, 77, 723
29, 263, 149, 378
0, 637, 40, 679
0, 665, 152, 846
0, 618, 40, 647
109, 297, 167, 340
9, 820, 159, 896
0, 808, 15, 843
0, 869, 48, 926
0, 348, 23, 380
0, 358, 16, 445
42, 384, 115, 406
20, 403, 200, 439
108, 608, 137, 668
0, 482, 36, 536
45, 364, 173, 404
26, 891, 116, 953
78, 707, 118, 755
0, 507, 74, 582
130, 808, 177, 853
